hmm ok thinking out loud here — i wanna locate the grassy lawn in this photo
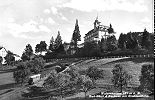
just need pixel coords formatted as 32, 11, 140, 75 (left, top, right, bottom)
74, 57, 154, 87
0, 57, 153, 100
66, 57, 154, 100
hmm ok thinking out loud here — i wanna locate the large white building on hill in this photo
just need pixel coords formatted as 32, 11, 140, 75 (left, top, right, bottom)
84, 17, 115, 43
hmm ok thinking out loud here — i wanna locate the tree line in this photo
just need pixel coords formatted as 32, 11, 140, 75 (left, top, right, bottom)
0, 20, 154, 65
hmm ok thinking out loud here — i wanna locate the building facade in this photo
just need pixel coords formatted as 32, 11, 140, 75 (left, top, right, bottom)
84, 17, 114, 43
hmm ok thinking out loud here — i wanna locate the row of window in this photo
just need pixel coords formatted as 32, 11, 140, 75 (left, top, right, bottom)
85, 32, 99, 40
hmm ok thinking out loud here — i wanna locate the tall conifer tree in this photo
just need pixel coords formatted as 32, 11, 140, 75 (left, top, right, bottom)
72, 19, 81, 48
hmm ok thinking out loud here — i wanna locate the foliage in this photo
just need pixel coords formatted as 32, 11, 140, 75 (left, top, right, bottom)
35, 41, 47, 54
0, 56, 3, 64
118, 33, 127, 50
86, 66, 105, 84
141, 29, 151, 49
139, 64, 154, 92
27, 57, 45, 74
49, 36, 55, 51
13, 62, 30, 84
44, 70, 58, 88
126, 33, 138, 50
106, 35, 118, 51
77, 75, 93, 98
4, 50, 15, 65
82, 41, 101, 57
13, 57, 45, 84
107, 24, 114, 34
21, 44, 33, 61
112, 64, 132, 93
54, 31, 62, 50
72, 19, 81, 48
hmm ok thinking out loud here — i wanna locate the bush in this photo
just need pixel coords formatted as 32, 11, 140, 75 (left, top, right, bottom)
13, 57, 45, 84
139, 64, 154, 92
13, 62, 31, 85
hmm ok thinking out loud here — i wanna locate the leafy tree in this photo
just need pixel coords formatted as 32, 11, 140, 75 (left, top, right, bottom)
44, 70, 58, 88
52, 73, 71, 99
13, 62, 30, 85
4, 50, 15, 65
65, 66, 80, 90
14, 57, 45, 85
0, 56, 3, 64
27, 57, 45, 74
106, 35, 117, 51
112, 64, 132, 93
126, 33, 138, 50
82, 41, 101, 57
86, 66, 105, 84
141, 28, 151, 49
35, 41, 47, 54
44, 72, 71, 98
139, 64, 154, 93
39, 41, 47, 53
118, 33, 127, 50
21, 44, 33, 61
78, 75, 93, 98
100, 38, 107, 52
35, 44, 41, 54
72, 19, 81, 49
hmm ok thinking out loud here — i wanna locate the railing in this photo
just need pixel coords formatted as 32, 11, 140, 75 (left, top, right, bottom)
45, 54, 154, 63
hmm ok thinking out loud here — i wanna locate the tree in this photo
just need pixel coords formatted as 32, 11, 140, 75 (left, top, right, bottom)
82, 41, 101, 57
139, 64, 154, 93
0, 56, 3, 64
112, 64, 132, 93
64, 66, 80, 90
78, 75, 93, 98
27, 57, 45, 74
86, 66, 105, 84
107, 24, 114, 34
56, 73, 71, 96
106, 35, 118, 51
149, 34, 154, 52
35, 41, 47, 54
21, 44, 33, 61
71, 19, 81, 49
54, 31, 65, 53
141, 28, 151, 49
44, 70, 58, 89
44, 72, 71, 98
13, 62, 30, 85
126, 32, 138, 50
39, 41, 47, 53
118, 33, 127, 50
49, 36, 55, 51
4, 50, 15, 65
35, 44, 41, 54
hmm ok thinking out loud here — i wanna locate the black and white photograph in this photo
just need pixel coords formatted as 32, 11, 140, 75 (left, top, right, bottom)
0, 0, 154, 100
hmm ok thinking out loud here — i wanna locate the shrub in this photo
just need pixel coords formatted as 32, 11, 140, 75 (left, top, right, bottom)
139, 64, 154, 93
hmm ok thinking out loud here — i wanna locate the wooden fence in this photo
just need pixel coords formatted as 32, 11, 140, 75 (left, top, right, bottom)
45, 54, 154, 63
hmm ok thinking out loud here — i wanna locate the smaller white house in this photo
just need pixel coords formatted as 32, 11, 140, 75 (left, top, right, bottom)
0, 47, 21, 64
0, 48, 7, 64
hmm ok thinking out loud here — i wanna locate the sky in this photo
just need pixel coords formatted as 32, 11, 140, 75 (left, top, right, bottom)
0, 0, 154, 56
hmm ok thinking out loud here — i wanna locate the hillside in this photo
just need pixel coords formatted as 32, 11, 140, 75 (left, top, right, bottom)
73, 57, 154, 87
